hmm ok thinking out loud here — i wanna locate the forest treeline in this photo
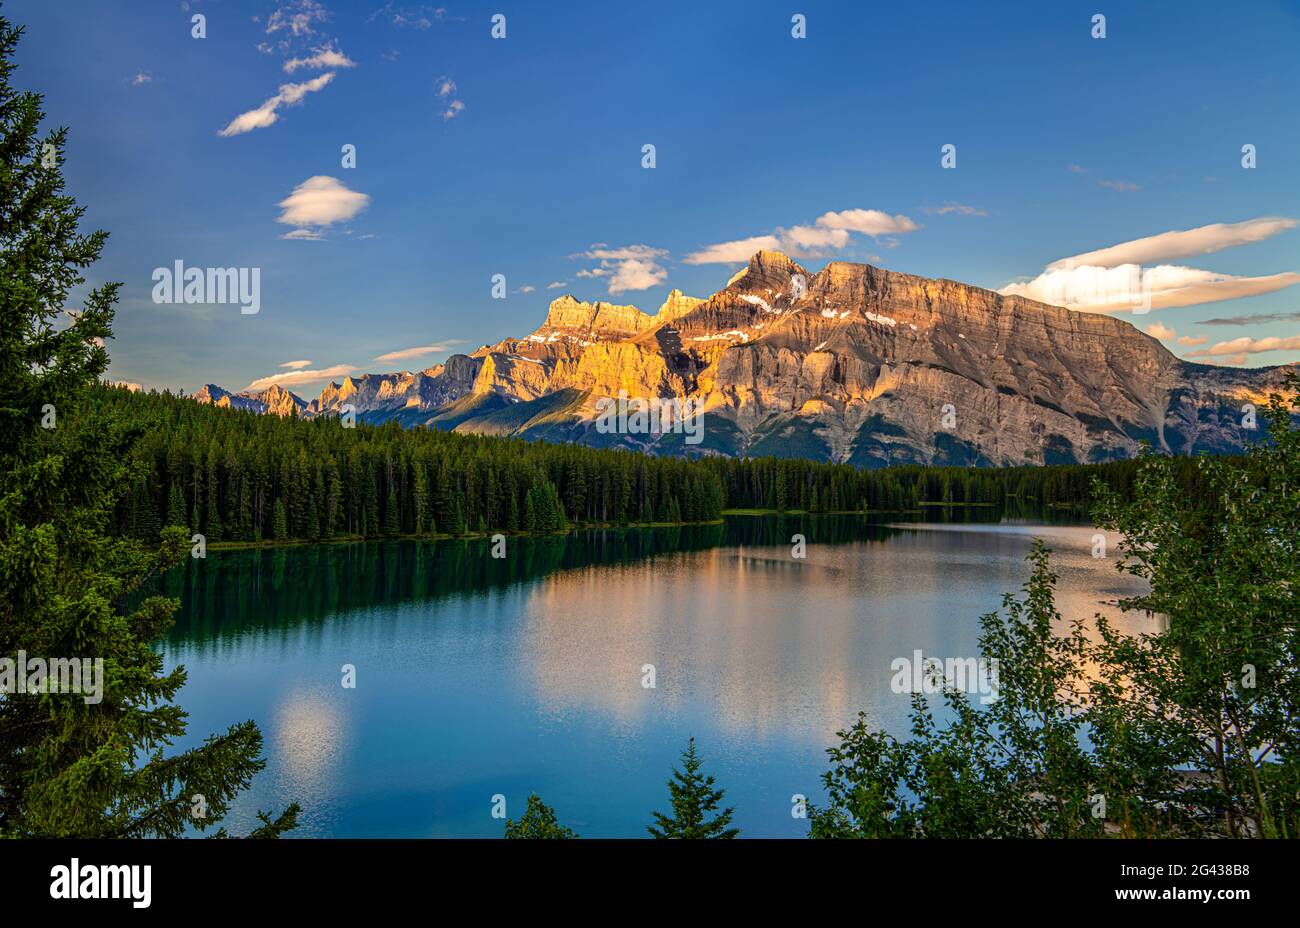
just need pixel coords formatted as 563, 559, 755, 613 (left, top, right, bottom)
97, 385, 1211, 544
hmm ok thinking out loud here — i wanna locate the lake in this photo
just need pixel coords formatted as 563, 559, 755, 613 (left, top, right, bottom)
157, 514, 1151, 838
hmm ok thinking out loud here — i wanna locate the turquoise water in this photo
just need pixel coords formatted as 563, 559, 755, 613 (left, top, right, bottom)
157, 516, 1149, 837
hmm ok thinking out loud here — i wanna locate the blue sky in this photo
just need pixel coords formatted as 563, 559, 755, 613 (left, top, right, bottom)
11, 0, 1300, 395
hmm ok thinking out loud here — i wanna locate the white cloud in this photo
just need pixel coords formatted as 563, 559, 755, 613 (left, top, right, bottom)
246, 363, 353, 391
814, 208, 919, 236
1177, 335, 1208, 347
1098, 179, 1140, 192
1001, 264, 1300, 313
518, 285, 536, 293
280, 359, 314, 369
130, 71, 152, 87
441, 99, 465, 121
435, 76, 456, 97
546, 281, 567, 289
1187, 334, 1300, 358
1048, 217, 1297, 270
1145, 322, 1176, 340
373, 342, 464, 363
684, 208, 918, 264
573, 245, 668, 293
276, 175, 370, 234
219, 72, 335, 137
684, 235, 782, 265
284, 43, 355, 73
1003, 217, 1300, 313
780, 224, 850, 254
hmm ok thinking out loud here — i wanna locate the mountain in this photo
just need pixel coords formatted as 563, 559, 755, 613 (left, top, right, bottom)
195, 382, 307, 418
194, 252, 1294, 466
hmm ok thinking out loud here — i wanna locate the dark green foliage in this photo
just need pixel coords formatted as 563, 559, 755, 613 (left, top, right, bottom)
648, 738, 739, 838
503, 794, 577, 839
809, 545, 1103, 838
0, 15, 291, 837
93, 377, 1233, 546
810, 376, 1300, 839
92, 386, 726, 543
1090, 372, 1300, 838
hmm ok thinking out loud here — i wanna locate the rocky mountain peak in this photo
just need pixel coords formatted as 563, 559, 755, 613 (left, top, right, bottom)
729, 249, 810, 294
191, 252, 1290, 466
656, 288, 705, 322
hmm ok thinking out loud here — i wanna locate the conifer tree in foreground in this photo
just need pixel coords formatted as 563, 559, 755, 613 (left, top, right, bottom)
0, 14, 295, 837
503, 794, 578, 839
648, 738, 739, 838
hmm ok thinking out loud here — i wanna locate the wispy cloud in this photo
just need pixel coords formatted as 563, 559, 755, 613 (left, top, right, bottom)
368, 3, 453, 29
219, 72, 335, 136
546, 281, 567, 289
284, 42, 355, 73
1098, 179, 1140, 192
246, 363, 353, 391
436, 78, 464, 120
1199, 310, 1300, 326
922, 202, 988, 217
266, 0, 329, 39
1145, 322, 1176, 340
1177, 335, 1207, 346
572, 245, 668, 293
130, 70, 152, 87
1048, 218, 1297, 270
280, 359, 314, 369
373, 342, 464, 363
276, 175, 370, 237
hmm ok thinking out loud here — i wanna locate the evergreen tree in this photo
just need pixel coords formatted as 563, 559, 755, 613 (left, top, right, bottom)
271, 498, 289, 541
304, 495, 321, 542
166, 480, 186, 528
383, 489, 400, 537
0, 15, 295, 837
503, 794, 577, 839
648, 738, 739, 838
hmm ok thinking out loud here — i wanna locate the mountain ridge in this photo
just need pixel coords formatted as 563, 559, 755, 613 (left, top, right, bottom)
194, 252, 1294, 466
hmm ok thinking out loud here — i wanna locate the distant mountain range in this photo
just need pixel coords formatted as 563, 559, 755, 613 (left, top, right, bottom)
195, 251, 1294, 466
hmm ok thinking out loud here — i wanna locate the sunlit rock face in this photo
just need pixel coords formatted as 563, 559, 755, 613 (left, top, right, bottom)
194, 251, 1294, 465
195, 382, 306, 417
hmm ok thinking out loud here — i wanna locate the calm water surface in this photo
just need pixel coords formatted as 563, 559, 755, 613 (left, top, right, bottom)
157, 515, 1150, 837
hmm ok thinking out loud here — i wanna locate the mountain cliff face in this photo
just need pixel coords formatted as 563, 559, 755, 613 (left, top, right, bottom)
195, 252, 1294, 466
195, 382, 306, 417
